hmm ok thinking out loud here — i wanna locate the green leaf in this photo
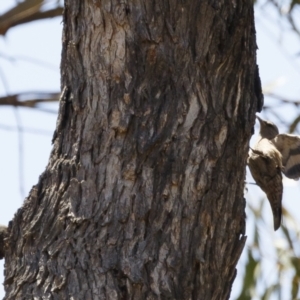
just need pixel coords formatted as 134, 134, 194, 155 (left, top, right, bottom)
261, 284, 280, 300
236, 250, 258, 300
291, 257, 300, 277
290, 0, 300, 11
291, 274, 299, 300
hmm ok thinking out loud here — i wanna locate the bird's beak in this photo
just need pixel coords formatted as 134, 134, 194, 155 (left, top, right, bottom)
256, 115, 263, 124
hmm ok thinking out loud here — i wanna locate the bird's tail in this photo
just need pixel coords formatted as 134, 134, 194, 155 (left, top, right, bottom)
267, 192, 282, 231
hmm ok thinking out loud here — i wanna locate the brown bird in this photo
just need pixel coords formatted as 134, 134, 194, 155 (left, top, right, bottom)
249, 116, 300, 230
248, 116, 283, 230
256, 116, 300, 180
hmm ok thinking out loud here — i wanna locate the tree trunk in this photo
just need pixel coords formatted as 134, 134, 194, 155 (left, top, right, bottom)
4, 1, 262, 299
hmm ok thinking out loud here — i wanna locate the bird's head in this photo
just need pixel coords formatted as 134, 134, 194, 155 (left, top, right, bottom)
256, 116, 279, 139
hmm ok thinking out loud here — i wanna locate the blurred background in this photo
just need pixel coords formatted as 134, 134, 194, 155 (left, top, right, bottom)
0, 0, 300, 299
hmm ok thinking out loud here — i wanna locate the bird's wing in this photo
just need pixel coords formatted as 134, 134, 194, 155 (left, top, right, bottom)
248, 152, 283, 230
272, 134, 300, 179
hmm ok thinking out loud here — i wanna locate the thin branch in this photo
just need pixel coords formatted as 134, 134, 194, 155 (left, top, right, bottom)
264, 92, 300, 105
256, 14, 300, 77
0, 52, 59, 71
13, 107, 25, 199
0, 0, 63, 35
0, 123, 53, 135
0, 66, 10, 93
287, 8, 300, 37
0, 92, 60, 109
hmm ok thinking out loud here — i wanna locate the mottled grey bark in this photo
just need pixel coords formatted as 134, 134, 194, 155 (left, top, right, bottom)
3, 1, 262, 299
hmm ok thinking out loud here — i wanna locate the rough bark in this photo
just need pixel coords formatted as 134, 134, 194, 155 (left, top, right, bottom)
4, 1, 262, 299
0, 226, 7, 260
